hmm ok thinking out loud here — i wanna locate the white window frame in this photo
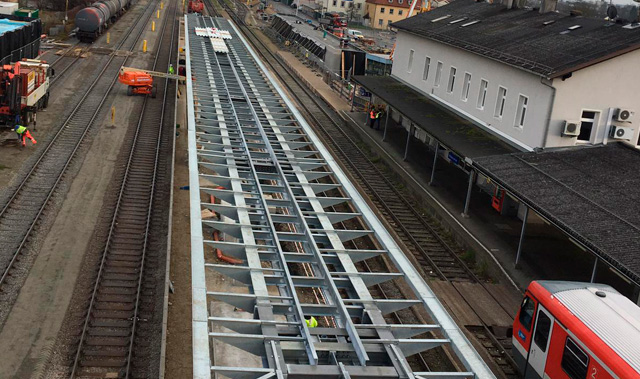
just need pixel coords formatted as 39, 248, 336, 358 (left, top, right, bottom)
434, 61, 443, 87
477, 79, 488, 109
515, 94, 528, 129
577, 109, 600, 143
494, 86, 507, 118
389, 8, 394, 14
407, 49, 414, 73
423, 56, 431, 81
380, 7, 385, 13
461, 72, 471, 101
447, 67, 456, 93
378, 18, 384, 26
398, 9, 403, 15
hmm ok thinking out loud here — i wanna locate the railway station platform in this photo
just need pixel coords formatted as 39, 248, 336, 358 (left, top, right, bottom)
184, 13, 495, 379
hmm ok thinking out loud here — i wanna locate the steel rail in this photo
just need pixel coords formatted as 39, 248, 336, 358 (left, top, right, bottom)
0, 0, 162, 289
69, 0, 178, 376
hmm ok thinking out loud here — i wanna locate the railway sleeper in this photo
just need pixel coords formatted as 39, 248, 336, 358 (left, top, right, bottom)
84, 336, 129, 347
93, 302, 135, 311
81, 347, 128, 357
88, 328, 132, 337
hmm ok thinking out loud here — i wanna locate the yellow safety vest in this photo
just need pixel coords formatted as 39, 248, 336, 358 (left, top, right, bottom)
306, 317, 318, 328
15, 125, 26, 134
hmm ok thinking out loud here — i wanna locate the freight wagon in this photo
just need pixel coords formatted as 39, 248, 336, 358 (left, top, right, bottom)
75, 0, 132, 42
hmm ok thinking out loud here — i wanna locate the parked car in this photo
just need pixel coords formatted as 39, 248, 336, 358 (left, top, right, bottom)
346, 29, 364, 40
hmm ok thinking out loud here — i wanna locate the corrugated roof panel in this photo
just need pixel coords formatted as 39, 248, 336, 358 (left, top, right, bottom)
555, 287, 640, 374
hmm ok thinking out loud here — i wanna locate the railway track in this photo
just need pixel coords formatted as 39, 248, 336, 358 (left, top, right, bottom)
0, 0, 160, 294
68, 0, 178, 376
206, 4, 520, 377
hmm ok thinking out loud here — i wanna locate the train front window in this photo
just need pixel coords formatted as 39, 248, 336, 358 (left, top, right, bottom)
562, 337, 589, 379
519, 296, 535, 331
533, 310, 551, 352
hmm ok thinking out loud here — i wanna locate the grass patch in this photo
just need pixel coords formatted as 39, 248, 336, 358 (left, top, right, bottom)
460, 249, 476, 265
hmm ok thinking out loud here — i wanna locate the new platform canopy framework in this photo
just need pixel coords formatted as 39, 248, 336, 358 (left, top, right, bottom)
185, 13, 494, 379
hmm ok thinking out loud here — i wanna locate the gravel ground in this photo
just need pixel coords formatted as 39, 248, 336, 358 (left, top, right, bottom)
164, 82, 194, 378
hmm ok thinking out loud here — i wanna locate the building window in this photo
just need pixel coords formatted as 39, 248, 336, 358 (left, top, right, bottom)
477, 79, 488, 109
399, 0, 403, 3
398, 9, 403, 15
380, 7, 385, 13
332, 0, 337, 5
578, 110, 599, 142
341, 1, 345, 6
494, 86, 507, 118
447, 67, 456, 93
389, 8, 394, 14
407, 49, 414, 73
388, 19, 392, 25
515, 95, 528, 128
434, 61, 443, 87
357, 3, 361, 9
561, 338, 589, 379
423, 56, 430, 81
461, 72, 471, 101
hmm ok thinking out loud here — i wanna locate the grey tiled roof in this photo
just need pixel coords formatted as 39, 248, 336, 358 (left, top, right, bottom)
474, 143, 640, 283
392, 0, 640, 78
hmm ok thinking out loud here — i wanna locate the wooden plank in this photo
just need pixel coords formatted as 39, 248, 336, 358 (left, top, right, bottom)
453, 282, 514, 327
428, 281, 481, 326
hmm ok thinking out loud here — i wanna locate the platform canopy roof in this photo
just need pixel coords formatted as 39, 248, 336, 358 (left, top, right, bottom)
353, 75, 518, 158
474, 143, 640, 284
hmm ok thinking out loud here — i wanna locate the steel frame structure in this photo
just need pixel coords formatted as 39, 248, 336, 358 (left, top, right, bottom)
185, 13, 494, 379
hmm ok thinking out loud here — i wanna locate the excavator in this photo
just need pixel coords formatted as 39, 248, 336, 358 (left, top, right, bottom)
118, 66, 185, 98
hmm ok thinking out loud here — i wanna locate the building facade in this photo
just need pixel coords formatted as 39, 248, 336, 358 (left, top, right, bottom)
391, 0, 640, 151
365, 0, 411, 29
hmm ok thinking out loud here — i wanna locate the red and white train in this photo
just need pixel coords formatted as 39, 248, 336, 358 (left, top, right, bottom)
513, 281, 640, 379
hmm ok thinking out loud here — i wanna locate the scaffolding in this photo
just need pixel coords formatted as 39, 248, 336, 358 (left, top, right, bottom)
185, 13, 495, 379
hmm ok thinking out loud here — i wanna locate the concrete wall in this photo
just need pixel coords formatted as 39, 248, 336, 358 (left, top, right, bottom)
391, 31, 554, 151
547, 49, 640, 148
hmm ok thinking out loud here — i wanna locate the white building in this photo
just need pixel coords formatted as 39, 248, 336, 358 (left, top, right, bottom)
391, 0, 640, 151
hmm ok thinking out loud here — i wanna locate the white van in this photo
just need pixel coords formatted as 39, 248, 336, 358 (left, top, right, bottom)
346, 29, 364, 40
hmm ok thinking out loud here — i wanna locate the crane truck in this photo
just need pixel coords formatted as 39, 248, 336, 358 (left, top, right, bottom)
0, 59, 53, 127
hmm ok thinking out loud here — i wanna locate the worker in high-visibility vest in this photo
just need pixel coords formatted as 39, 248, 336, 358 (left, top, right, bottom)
367, 106, 376, 128
305, 316, 318, 328
14, 124, 36, 147
168, 64, 175, 75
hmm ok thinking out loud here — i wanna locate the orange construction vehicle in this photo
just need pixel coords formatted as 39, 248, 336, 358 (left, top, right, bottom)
118, 66, 184, 98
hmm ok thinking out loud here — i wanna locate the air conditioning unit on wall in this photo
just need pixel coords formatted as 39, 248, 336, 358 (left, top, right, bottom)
610, 125, 634, 140
562, 120, 580, 137
615, 109, 634, 122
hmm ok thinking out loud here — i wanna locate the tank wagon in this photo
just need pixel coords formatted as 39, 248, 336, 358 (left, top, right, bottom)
74, 0, 131, 42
